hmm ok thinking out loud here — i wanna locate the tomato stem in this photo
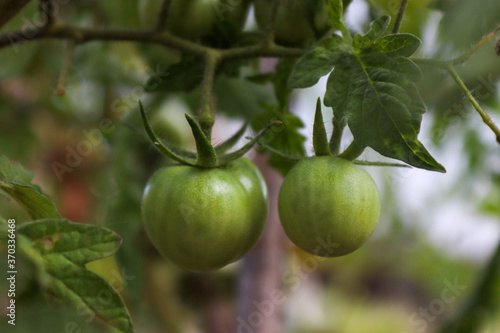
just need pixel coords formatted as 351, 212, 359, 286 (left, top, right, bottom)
329, 117, 345, 156
198, 51, 219, 140
338, 141, 365, 161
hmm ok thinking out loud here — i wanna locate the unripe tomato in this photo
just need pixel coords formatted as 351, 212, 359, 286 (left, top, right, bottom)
253, 0, 330, 45
278, 156, 380, 257
141, 158, 268, 272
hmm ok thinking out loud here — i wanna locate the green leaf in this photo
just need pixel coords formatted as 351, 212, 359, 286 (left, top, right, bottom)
352, 15, 391, 49
364, 15, 391, 40
370, 34, 422, 57
290, 17, 445, 171
19, 219, 122, 264
288, 35, 351, 89
0, 155, 60, 219
324, 38, 445, 171
18, 219, 133, 333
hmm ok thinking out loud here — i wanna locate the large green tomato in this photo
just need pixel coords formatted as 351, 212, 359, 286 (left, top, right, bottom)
254, 0, 330, 45
278, 156, 380, 257
142, 158, 268, 272
167, 0, 250, 39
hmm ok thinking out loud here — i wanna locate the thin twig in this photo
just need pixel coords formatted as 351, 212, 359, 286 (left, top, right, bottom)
54, 41, 75, 96
412, 25, 500, 67
446, 63, 500, 144
0, 24, 305, 60
392, 0, 409, 34
198, 51, 219, 140
156, 0, 171, 32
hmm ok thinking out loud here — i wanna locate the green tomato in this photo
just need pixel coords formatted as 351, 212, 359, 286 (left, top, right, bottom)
142, 158, 268, 272
167, 0, 250, 39
254, 0, 330, 45
278, 156, 380, 257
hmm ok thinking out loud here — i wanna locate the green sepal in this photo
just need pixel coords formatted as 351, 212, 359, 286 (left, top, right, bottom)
214, 123, 248, 155
139, 100, 197, 166
313, 98, 331, 156
218, 121, 281, 165
184, 114, 218, 168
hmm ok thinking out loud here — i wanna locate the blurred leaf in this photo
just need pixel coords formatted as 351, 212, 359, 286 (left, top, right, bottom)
437, 0, 500, 52
145, 56, 249, 94
213, 75, 276, 120
73, 43, 142, 87
0, 0, 39, 78
98, 1, 140, 28
0, 155, 60, 219
18, 219, 133, 333
251, 104, 306, 175
439, 240, 500, 333
145, 56, 205, 93
478, 174, 500, 216
273, 59, 296, 108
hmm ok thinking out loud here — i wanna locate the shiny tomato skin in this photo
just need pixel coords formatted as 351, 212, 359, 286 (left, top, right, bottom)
278, 156, 380, 257
142, 157, 268, 272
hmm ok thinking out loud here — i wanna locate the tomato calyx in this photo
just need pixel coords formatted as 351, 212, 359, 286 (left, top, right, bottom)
139, 100, 280, 168
256, 97, 410, 169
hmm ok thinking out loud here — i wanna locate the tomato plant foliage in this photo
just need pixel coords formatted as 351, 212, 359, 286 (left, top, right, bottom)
0, 156, 133, 333
289, 16, 446, 172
